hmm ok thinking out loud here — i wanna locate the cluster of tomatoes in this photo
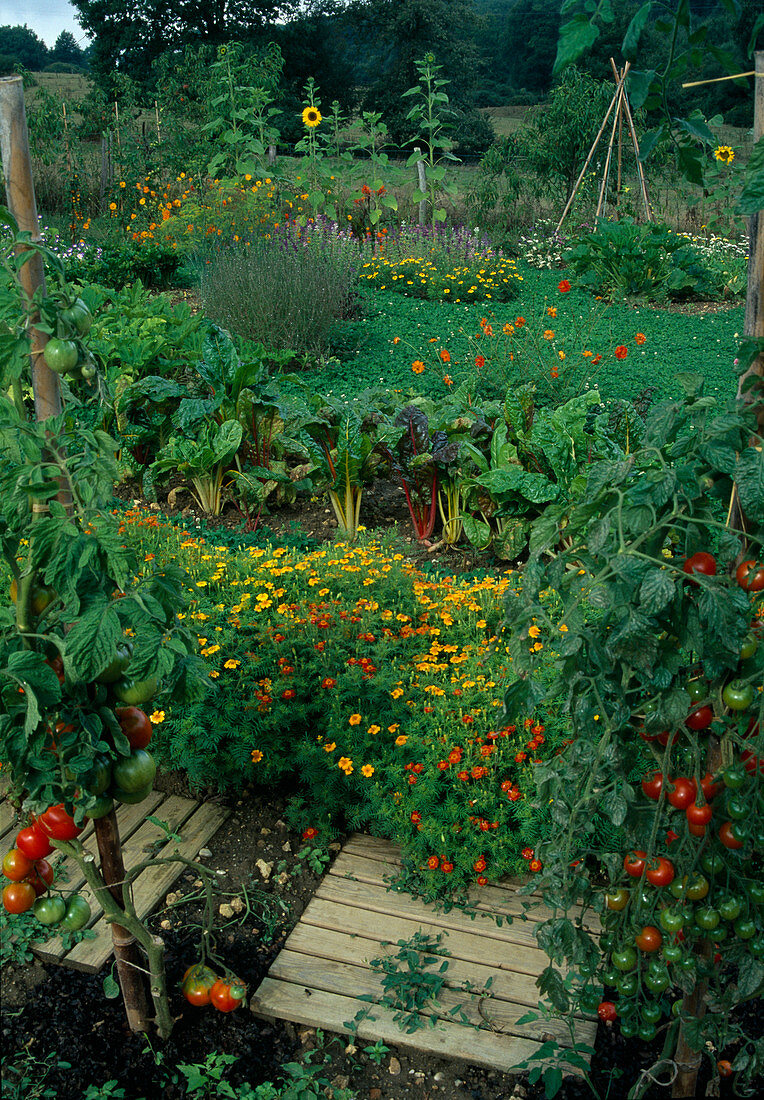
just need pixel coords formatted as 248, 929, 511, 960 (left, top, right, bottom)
180, 963, 246, 1013
2, 815, 90, 930
587, 551, 764, 1048
42, 295, 97, 382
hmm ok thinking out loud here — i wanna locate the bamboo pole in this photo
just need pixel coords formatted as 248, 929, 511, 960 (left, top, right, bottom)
154, 99, 161, 144
0, 76, 58, 421
554, 62, 629, 234
595, 78, 625, 221
610, 59, 652, 222
616, 67, 624, 197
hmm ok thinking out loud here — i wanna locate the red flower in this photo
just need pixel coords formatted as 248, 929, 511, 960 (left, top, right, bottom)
635, 332, 646, 345
558, 279, 571, 293
410, 811, 421, 824
614, 345, 628, 360
521, 848, 534, 860
479, 820, 491, 831
448, 748, 463, 763
427, 855, 439, 869
529, 858, 542, 873
441, 861, 454, 873
515, 751, 527, 763
475, 355, 485, 368
591, 354, 602, 365
500, 780, 513, 792
462, 714, 474, 724
281, 689, 296, 700
302, 827, 319, 840
321, 677, 336, 689
507, 789, 522, 801
474, 857, 487, 872
440, 349, 451, 363
437, 760, 450, 770
476, 875, 488, 886
408, 775, 417, 785
457, 770, 469, 781
666, 829, 679, 845
471, 766, 488, 779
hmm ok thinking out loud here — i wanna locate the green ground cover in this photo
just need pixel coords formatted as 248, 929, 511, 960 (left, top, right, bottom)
313, 262, 744, 405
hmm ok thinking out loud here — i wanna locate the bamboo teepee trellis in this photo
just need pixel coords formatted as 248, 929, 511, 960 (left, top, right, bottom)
555, 59, 652, 233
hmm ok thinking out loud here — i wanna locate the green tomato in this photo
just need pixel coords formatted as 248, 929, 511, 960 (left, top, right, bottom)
110, 780, 153, 805
60, 894, 91, 931
114, 675, 158, 706
749, 935, 764, 958
644, 969, 670, 993
723, 765, 748, 790
740, 633, 758, 660
700, 853, 725, 878
579, 989, 602, 1014
662, 944, 684, 964
83, 757, 112, 796
60, 301, 92, 335
733, 917, 757, 940
43, 337, 79, 374
641, 1002, 663, 1025
726, 793, 749, 821
719, 896, 744, 922
33, 895, 67, 926
748, 882, 764, 906
612, 948, 637, 972
686, 679, 708, 703
722, 680, 754, 711
638, 1023, 658, 1042
615, 972, 639, 996
96, 644, 132, 685
620, 1019, 638, 1038
85, 794, 114, 820
660, 908, 684, 933
111, 749, 156, 794
695, 907, 721, 932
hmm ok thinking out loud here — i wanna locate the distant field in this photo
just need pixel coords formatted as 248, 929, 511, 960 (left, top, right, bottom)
27, 72, 91, 102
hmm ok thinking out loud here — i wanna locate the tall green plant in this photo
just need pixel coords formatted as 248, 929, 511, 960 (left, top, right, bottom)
403, 54, 460, 229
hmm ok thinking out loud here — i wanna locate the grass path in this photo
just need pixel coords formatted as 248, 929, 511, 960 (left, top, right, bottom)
313, 263, 744, 406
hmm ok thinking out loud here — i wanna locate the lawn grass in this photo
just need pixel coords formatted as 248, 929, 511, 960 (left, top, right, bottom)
310, 262, 744, 406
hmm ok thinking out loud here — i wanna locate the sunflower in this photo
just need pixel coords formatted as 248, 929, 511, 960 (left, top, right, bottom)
713, 145, 734, 165
302, 106, 322, 128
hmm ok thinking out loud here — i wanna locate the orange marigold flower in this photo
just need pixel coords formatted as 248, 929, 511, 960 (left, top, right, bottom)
558, 279, 571, 293
591, 353, 602, 365
251, 749, 264, 763
440, 349, 451, 362
475, 355, 485, 368
529, 858, 543, 873
515, 316, 526, 327
546, 306, 557, 317
427, 855, 439, 869
543, 329, 555, 340
477, 875, 488, 885
441, 861, 454, 873
395, 734, 408, 746
635, 332, 646, 345
321, 677, 336, 688
302, 826, 319, 840
349, 713, 362, 725
393, 336, 400, 344
443, 374, 453, 386
614, 345, 628, 360
412, 360, 425, 374
410, 811, 421, 824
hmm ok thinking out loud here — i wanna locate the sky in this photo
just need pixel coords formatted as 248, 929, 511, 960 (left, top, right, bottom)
0, 1, 90, 51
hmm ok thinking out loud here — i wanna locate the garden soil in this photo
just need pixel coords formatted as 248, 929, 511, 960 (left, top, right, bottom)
1, 774, 744, 1100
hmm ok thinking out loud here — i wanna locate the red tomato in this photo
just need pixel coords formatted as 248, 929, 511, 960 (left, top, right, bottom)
686, 802, 713, 827
686, 706, 713, 731
181, 964, 217, 1007
699, 773, 720, 801
635, 925, 663, 952
646, 857, 675, 887
717, 1060, 733, 1078
683, 552, 717, 582
209, 979, 246, 1012
741, 749, 764, 776
2, 880, 36, 913
736, 560, 764, 592
624, 850, 647, 877
116, 706, 153, 750
641, 771, 664, 801
37, 804, 82, 841
15, 825, 52, 860
24, 859, 54, 896
597, 1001, 617, 1022
718, 821, 744, 850
1, 847, 33, 882
687, 821, 708, 838
667, 777, 696, 810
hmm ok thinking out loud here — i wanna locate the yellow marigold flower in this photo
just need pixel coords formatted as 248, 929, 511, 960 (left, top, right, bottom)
546, 306, 557, 317
223, 659, 240, 669
528, 624, 541, 639
394, 734, 408, 746
543, 329, 555, 340
361, 764, 375, 777
149, 709, 165, 724
302, 106, 322, 128
209, 670, 219, 678
251, 749, 263, 763
390, 687, 404, 699
367, 724, 381, 735
476, 619, 487, 629
560, 624, 569, 632
324, 742, 336, 752
412, 360, 425, 374
349, 713, 362, 726
338, 756, 353, 774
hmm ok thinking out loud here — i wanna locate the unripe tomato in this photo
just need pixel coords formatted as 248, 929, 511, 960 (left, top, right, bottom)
60, 894, 92, 931
33, 895, 66, 926
114, 675, 158, 706
60, 300, 92, 335
97, 644, 132, 685
84, 794, 114, 820
659, 907, 684, 933
605, 888, 629, 911
722, 680, 754, 711
2, 847, 33, 881
2, 880, 36, 913
723, 764, 747, 790
740, 633, 758, 660
43, 337, 79, 374
112, 749, 156, 793
209, 978, 246, 1012
15, 825, 52, 861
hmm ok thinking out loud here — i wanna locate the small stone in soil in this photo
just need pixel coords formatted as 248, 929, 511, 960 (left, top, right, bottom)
198, 847, 212, 858
389, 1057, 402, 1076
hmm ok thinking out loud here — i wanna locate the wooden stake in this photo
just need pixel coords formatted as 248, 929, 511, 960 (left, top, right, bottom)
616, 68, 624, 196
736, 49, 764, 436
154, 99, 161, 144
682, 70, 762, 88
415, 146, 427, 227
0, 77, 58, 421
554, 62, 629, 234
609, 58, 652, 222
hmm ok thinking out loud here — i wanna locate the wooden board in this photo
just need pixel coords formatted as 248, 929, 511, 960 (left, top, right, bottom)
251, 833, 598, 1076
25, 792, 229, 973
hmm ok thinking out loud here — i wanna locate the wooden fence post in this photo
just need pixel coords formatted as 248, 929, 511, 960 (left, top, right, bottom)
0, 74, 152, 1037
736, 50, 764, 434
414, 146, 427, 226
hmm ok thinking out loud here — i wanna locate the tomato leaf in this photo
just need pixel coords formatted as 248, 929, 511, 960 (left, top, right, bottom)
737, 135, 764, 216
734, 447, 764, 524
639, 568, 676, 615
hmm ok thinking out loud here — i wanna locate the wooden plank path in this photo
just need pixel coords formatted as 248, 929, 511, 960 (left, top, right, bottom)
1, 790, 228, 973
251, 833, 599, 1075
